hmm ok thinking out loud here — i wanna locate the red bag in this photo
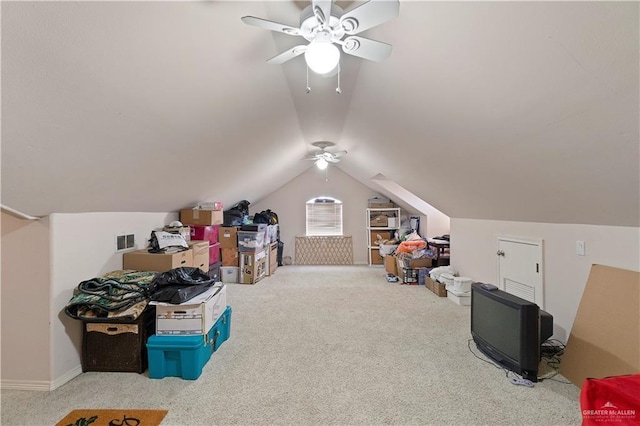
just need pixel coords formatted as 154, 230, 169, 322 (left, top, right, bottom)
580, 374, 640, 425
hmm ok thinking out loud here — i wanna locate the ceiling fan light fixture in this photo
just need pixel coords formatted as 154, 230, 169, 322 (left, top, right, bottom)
316, 157, 329, 170
304, 39, 340, 74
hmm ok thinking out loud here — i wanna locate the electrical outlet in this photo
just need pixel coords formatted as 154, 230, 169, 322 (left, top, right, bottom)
576, 240, 585, 256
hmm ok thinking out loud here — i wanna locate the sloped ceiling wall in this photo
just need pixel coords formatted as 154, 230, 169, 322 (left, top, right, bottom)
2, 1, 638, 226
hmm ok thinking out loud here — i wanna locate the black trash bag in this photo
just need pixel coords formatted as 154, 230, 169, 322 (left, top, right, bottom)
224, 200, 251, 226
252, 211, 270, 224
223, 209, 244, 227
254, 209, 279, 225
150, 267, 217, 304
232, 200, 251, 216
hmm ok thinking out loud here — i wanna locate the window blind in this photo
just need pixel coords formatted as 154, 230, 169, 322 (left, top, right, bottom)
306, 199, 343, 236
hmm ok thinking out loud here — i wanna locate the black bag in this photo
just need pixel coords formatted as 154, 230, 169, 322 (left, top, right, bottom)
254, 209, 278, 225
149, 267, 216, 304
224, 200, 251, 226
252, 211, 271, 224
223, 209, 244, 227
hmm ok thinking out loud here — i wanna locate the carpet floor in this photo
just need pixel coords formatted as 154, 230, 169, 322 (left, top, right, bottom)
1, 265, 582, 425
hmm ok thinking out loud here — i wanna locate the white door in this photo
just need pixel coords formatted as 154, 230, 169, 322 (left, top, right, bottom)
497, 236, 544, 309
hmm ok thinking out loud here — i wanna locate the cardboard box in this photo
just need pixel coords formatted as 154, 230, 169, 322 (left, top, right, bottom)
180, 209, 224, 226
188, 240, 210, 272
123, 249, 193, 272
435, 282, 448, 297
370, 215, 388, 227
369, 202, 395, 208
219, 227, 238, 248
560, 265, 640, 388
370, 248, 383, 265
221, 247, 239, 267
370, 230, 393, 245
239, 249, 267, 284
400, 256, 433, 269
384, 255, 398, 276
153, 284, 227, 335
424, 277, 447, 297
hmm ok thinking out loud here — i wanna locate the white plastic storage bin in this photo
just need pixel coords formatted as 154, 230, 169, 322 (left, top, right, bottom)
453, 277, 472, 293
440, 273, 455, 288
220, 266, 239, 283
447, 290, 471, 306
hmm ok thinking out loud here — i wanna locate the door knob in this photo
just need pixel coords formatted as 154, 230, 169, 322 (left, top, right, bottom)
497, 250, 505, 256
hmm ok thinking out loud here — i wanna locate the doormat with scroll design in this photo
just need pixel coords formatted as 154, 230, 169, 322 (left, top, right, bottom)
56, 409, 167, 426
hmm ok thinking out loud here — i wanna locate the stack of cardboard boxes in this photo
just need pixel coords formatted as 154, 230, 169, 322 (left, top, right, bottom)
219, 223, 279, 284
122, 207, 224, 280
146, 284, 231, 380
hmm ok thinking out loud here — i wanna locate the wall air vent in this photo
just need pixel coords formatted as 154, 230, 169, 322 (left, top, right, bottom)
115, 233, 136, 252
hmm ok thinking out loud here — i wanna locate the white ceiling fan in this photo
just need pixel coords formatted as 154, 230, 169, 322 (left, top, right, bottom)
241, 0, 400, 75
304, 141, 347, 169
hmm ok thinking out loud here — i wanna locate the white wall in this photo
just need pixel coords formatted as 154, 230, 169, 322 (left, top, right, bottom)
49, 212, 176, 387
451, 218, 640, 342
0, 211, 176, 390
1, 213, 51, 388
250, 166, 380, 264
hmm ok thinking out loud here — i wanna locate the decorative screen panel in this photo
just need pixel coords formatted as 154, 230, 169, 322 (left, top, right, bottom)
295, 236, 353, 265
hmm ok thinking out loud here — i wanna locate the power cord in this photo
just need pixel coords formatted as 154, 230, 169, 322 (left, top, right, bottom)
538, 339, 573, 384
467, 338, 574, 385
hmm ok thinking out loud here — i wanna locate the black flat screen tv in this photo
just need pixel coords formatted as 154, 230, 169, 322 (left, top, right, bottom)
470, 283, 553, 382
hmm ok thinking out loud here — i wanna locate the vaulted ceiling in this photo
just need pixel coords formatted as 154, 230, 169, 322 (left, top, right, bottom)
2, 1, 638, 226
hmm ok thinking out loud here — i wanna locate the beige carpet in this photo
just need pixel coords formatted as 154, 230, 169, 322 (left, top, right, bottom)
1, 266, 582, 425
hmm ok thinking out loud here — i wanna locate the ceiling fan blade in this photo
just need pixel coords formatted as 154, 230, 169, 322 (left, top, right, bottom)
241, 16, 303, 37
339, 0, 399, 35
326, 157, 340, 163
267, 45, 308, 65
312, 0, 333, 29
341, 36, 392, 62
332, 150, 348, 158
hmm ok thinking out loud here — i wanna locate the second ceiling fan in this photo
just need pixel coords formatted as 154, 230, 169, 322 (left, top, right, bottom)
304, 141, 347, 169
242, 0, 400, 75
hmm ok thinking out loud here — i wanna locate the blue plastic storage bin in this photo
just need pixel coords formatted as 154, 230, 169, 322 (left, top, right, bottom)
213, 306, 232, 352
147, 306, 232, 380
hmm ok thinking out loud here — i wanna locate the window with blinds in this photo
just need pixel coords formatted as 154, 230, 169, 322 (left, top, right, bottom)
306, 197, 343, 236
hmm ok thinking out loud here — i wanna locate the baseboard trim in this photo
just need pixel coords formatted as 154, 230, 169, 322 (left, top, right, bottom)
1, 379, 51, 391
1, 365, 82, 391
51, 365, 83, 390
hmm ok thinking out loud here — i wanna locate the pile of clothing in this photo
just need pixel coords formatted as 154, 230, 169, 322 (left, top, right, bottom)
64, 267, 218, 322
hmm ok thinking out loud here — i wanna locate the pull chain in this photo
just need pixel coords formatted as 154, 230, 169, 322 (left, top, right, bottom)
306, 65, 311, 94
336, 63, 342, 94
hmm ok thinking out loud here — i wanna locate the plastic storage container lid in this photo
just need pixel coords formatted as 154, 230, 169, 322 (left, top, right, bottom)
146, 334, 204, 350
440, 273, 455, 283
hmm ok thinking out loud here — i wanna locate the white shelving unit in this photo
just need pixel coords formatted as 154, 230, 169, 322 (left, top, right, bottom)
366, 207, 401, 266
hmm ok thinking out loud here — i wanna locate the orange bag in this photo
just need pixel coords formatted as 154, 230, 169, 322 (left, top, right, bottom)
396, 240, 427, 254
